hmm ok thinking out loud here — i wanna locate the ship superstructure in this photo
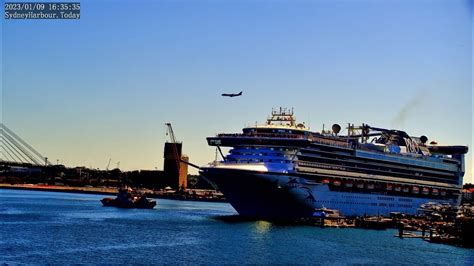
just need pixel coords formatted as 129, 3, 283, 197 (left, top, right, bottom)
200, 108, 468, 220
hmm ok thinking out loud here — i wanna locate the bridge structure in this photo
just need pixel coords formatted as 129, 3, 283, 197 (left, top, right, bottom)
0, 123, 51, 167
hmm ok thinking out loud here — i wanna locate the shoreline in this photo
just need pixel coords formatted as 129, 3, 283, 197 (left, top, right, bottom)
0, 184, 117, 196
0, 184, 227, 202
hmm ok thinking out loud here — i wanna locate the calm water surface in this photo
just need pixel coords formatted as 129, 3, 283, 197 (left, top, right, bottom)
0, 189, 472, 264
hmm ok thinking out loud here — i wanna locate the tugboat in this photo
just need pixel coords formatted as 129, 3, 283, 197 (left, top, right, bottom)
101, 186, 157, 209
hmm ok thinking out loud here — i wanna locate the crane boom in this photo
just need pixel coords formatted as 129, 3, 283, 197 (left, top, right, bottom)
165, 123, 180, 171
106, 158, 111, 171
165, 123, 177, 143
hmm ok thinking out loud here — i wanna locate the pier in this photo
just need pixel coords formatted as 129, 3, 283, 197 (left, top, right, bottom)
305, 203, 474, 248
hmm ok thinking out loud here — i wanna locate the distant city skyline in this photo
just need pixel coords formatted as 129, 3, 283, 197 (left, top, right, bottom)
2, 0, 472, 183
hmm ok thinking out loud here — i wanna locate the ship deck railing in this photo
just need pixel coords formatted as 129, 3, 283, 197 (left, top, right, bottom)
215, 133, 456, 161
309, 136, 353, 149
215, 133, 357, 149
216, 133, 307, 139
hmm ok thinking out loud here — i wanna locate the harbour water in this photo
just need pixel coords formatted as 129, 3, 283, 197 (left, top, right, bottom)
1, 189, 472, 264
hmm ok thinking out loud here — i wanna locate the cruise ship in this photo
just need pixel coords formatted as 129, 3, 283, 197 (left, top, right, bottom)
200, 108, 468, 220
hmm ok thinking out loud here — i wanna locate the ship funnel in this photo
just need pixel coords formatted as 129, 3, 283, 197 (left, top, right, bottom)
332, 124, 341, 135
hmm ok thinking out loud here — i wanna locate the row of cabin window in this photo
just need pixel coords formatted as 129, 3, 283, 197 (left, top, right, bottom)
318, 201, 394, 207
317, 200, 413, 208
228, 159, 291, 163
243, 129, 307, 135
377, 196, 396, 201
341, 194, 372, 200
240, 147, 292, 151
231, 151, 285, 157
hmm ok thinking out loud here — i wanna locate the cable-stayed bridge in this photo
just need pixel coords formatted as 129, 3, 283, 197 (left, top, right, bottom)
0, 123, 51, 166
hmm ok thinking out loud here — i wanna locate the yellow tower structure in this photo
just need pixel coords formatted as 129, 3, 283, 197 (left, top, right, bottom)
179, 154, 189, 189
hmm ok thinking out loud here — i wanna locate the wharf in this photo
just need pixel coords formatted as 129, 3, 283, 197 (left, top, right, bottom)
0, 184, 227, 202
304, 204, 473, 249
0, 183, 117, 195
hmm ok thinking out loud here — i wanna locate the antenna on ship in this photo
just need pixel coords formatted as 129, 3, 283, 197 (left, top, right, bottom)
347, 123, 354, 142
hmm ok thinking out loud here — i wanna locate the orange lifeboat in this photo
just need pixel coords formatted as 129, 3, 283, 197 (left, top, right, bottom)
432, 188, 439, 196
412, 187, 420, 194
333, 180, 341, 186
422, 187, 430, 195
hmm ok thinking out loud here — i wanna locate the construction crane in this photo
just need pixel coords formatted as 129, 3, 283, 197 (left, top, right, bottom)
106, 158, 111, 171
165, 123, 181, 171
164, 123, 201, 170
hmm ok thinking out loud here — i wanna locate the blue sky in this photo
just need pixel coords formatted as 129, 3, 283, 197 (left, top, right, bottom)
2, 0, 472, 183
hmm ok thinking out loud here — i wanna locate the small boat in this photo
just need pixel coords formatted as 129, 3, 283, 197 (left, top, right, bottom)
412, 187, 420, 194
101, 186, 157, 209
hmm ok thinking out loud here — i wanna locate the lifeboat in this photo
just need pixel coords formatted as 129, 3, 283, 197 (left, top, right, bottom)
367, 183, 375, 190
432, 189, 439, 196
422, 187, 430, 195
440, 190, 446, 196
333, 180, 341, 186
345, 182, 353, 188
402, 187, 409, 193
412, 187, 420, 194
386, 184, 393, 191
357, 183, 364, 189
322, 179, 330, 184
395, 186, 401, 192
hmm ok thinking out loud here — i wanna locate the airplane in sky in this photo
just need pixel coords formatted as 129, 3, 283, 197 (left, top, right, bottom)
221, 91, 243, 97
